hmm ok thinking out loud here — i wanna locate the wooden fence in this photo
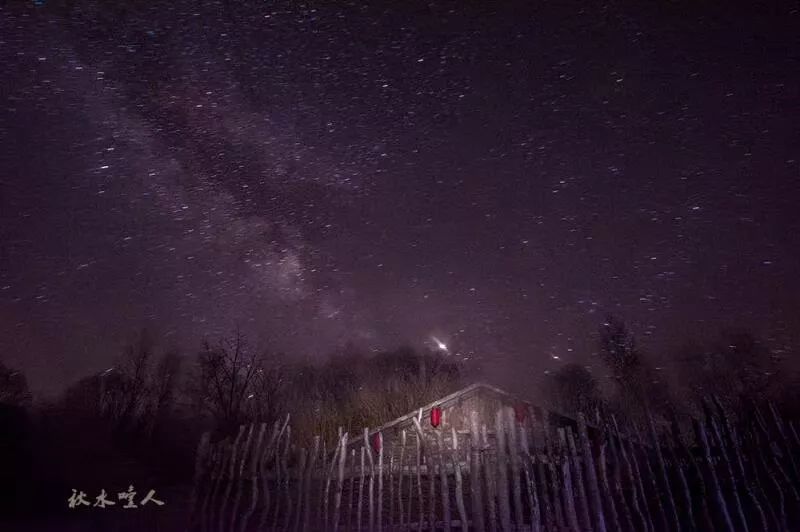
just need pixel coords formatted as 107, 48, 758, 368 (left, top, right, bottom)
187, 401, 800, 531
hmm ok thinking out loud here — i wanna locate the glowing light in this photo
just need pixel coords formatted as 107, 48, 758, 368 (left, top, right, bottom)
432, 336, 448, 352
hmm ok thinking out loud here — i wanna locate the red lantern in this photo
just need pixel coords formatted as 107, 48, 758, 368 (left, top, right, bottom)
514, 403, 527, 423
371, 432, 383, 453
430, 406, 442, 428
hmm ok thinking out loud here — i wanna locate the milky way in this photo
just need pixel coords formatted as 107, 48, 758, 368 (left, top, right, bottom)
1, 1, 798, 394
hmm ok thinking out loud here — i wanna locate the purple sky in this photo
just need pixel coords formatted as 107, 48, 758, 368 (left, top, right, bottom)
1, 0, 798, 395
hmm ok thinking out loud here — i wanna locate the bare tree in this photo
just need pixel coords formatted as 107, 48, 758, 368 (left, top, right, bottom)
598, 316, 671, 422
678, 329, 783, 414
113, 329, 156, 434
191, 330, 281, 435
545, 363, 602, 417
142, 350, 182, 438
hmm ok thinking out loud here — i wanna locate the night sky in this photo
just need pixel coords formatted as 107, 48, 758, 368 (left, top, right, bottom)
1, 1, 798, 395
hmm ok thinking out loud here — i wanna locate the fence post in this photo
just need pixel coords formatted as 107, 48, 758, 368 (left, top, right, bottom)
712, 398, 770, 531
388, 448, 395, 531
565, 427, 591, 532
577, 413, 607, 532
302, 436, 320, 532
218, 425, 246, 532
325, 431, 344, 532
494, 409, 512, 532
451, 426, 469, 531
187, 431, 211, 532
481, 424, 499, 532
237, 423, 267, 532
704, 404, 750, 532
469, 411, 486, 532
519, 422, 541, 532
558, 428, 581, 532
613, 416, 653, 532
357, 447, 365, 532
291, 447, 308, 532
347, 448, 356, 532
504, 408, 524, 529
438, 430, 452, 532
279, 427, 293, 532
695, 418, 736, 532
603, 422, 636, 532
415, 429, 424, 531
377, 432, 383, 532
647, 413, 681, 532
229, 424, 255, 532
364, 428, 376, 532
398, 430, 407, 530
334, 432, 349, 532
543, 422, 565, 530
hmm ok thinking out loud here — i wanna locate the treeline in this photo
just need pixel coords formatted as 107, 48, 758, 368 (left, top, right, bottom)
542, 316, 798, 428
0, 331, 466, 522
0, 316, 797, 522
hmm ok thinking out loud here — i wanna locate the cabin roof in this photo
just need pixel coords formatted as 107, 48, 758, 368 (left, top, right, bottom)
347, 382, 532, 446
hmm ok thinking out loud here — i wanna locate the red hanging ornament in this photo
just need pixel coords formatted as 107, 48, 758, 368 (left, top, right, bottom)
371, 432, 383, 453
430, 406, 442, 428
514, 403, 527, 423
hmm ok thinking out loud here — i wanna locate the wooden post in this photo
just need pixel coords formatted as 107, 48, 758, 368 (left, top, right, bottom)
519, 423, 541, 532
542, 423, 565, 530
428, 441, 436, 532
494, 409, 512, 532
695, 418, 736, 532
577, 413, 607, 532
604, 423, 636, 532
481, 424, 499, 532
415, 430, 424, 531
291, 448, 308, 532
662, 414, 695, 532
614, 417, 654, 532
505, 408, 524, 529
347, 449, 356, 532
364, 429, 376, 532
237, 423, 267, 532
768, 402, 800, 487
754, 407, 800, 502
749, 426, 789, 530
279, 427, 293, 532
357, 447, 366, 532
398, 430, 406, 530
469, 410, 486, 532
705, 407, 750, 532
258, 417, 289, 531
377, 432, 384, 532
200, 441, 225, 532
303, 436, 320, 532
451, 427, 469, 532
388, 449, 395, 531
631, 422, 668, 532
334, 433, 349, 532
598, 441, 622, 532
229, 424, 255, 532
712, 398, 769, 531
324, 434, 341, 532
646, 413, 681, 532
438, 430, 452, 532
565, 427, 592, 532
558, 428, 581, 532
218, 425, 246, 532
187, 431, 211, 532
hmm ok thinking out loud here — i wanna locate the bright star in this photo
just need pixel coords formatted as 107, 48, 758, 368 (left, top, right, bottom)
432, 336, 448, 352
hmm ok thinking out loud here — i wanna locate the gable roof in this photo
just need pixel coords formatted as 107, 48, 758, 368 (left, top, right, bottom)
347, 382, 531, 446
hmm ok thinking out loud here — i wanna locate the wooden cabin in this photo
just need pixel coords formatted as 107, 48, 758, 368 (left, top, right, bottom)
345, 382, 587, 457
